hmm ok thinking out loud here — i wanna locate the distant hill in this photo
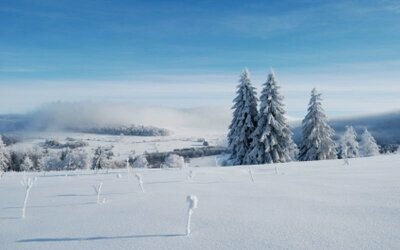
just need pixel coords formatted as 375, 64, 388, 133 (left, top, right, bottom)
292, 111, 400, 146
0, 114, 31, 132
0, 114, 170, 136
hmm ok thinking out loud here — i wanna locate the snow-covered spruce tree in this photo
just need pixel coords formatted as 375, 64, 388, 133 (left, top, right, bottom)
92, 146, 109, 170
245, 71, 296, 164
63, 148, 90, 170
0, 138, 10, 171
20, 155, 34, 171
298, 88, 337, 161
227, 69, 258, 165
360, 128, 380, 157
29, 147, 45, 171
339, 126, 360, 158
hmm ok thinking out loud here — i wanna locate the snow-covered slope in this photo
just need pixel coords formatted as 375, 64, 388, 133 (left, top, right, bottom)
1, 154, 399, 250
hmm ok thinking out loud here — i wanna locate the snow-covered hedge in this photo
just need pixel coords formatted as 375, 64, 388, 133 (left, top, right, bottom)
43, 139, 88, 149
164, 154, 185, 168
132, 155, 149, 168
72, 125, 170, 136
145, 146, 228, 168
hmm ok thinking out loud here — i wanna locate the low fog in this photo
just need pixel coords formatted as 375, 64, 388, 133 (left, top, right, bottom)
27, 102, 232, 135
1, 102, 399, 145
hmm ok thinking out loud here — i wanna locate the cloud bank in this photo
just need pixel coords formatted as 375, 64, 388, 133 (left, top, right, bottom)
26, 102, 231, 136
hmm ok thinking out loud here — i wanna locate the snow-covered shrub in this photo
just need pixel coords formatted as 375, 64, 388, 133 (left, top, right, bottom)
132, 155, 148, 168
0, 138, 10, 172
360, 128, 380, 157
186, 195, 198, 236
42, 151, 63, 170
91, 146, 113, 170
20, 156, 34, 171
145, 147, 228, 168
339, 126, 360, 159
21, 176, 36, 218
8, 146, 45, 171
135, 173, 145, 192
43, 139, 63, 148
43, 139, 88, 149
93, 182, 104, 204
75, 125, 170, 136
62, 148, 90, 170
29, 147, 45, 171
39, 148, 90, 171
9, 149, 24, 171
164, 154, 185, 168
126, 158, 130, 169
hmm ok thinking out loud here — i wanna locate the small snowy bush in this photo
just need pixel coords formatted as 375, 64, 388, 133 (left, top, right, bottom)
63, 148, 90, 170
93, 182, 104, 204
92, 146, 114, 170
0, 138, 10, 171
132, 155, 148, 168
164, 154, 185, 168
135, 173, 145, 192
20, 156, 34, 171
7, 145, 45, 171
360, 128, 380, 157
186, 195, 198, 236
21, 176, 36, 218
339, 126, 360, 159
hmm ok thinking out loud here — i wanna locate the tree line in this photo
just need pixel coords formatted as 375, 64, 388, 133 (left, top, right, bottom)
226, 69, 380, 166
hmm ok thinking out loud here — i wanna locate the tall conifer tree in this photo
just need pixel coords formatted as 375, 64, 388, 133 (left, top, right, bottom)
246, 71, 295, 164
299, 88, 337, 161
227, 69, 258, 165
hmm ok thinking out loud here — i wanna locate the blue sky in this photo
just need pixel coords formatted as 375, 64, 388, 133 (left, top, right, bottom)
1, 0, 400, 117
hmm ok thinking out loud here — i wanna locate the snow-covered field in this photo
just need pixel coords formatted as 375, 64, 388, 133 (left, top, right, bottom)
1, 154, 399, 250
12, 132, 224, 163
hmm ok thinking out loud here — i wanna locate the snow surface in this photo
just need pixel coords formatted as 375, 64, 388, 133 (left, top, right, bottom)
12, 132, 225, 163
1, 154, 399, 249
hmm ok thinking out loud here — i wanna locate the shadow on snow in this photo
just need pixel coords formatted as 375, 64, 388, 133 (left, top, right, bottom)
18, 233, 186, 242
